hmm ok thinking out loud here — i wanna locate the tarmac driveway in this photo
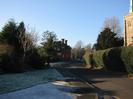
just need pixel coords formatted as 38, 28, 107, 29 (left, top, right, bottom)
55, 66, 133, 99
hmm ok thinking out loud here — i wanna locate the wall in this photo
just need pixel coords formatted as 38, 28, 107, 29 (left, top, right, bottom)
124, 13, 133, 46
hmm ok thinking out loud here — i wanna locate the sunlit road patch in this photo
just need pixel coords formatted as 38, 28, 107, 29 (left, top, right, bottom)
53, 80, 96, 94
53, 81, 89, 87
53, 80, 98, 99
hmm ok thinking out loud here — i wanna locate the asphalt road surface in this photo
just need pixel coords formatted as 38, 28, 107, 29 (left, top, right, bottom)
0, 62, 132, 99
54, 62, 133, 99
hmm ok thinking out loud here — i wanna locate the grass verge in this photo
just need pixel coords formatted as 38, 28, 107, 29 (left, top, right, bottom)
0, 68, 62, 94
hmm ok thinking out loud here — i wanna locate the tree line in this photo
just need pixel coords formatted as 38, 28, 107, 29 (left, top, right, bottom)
0, 19, 59, 73
93, 17, 123, 50
72, 17, 124, 63
0, 17, 124, 72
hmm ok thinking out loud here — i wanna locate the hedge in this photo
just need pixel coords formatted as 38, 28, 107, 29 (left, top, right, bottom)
103, 47, 126, 72
83, 46, 133, 73
121, 46, 133, 74
92, 50, 107, 68
83, 51, 92, 66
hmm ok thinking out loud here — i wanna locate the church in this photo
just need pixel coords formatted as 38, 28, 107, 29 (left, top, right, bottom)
124, 0, 133, 46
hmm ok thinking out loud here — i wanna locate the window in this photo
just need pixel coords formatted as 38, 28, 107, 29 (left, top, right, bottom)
132, 37, 133, 43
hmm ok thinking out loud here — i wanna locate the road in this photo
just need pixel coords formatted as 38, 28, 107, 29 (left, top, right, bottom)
54, 62, 133, 99
0, 62, 132, 99
0, 63, 98, 99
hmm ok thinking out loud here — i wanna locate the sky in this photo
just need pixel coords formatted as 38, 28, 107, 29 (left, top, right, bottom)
0, 0, 129, 47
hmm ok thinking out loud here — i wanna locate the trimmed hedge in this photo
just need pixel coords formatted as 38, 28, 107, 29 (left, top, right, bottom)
121, 46, 133, 73
103, 47, 126, 72
83, 51, 92, 66
83, 46, 133, 73
92, 50, 107, 68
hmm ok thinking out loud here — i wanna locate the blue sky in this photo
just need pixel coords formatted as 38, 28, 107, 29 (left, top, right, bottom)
0, 0, 129, 47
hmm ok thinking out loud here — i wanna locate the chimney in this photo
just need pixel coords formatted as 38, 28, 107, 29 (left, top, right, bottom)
62, 39, 64, 44
65, 40, 67, 45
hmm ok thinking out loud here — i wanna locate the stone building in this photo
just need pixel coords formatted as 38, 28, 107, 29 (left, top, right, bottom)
124, 0, 133, 46
54, 39, 71, 61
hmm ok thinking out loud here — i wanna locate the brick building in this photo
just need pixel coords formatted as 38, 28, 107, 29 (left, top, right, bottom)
54, 39, 71, 61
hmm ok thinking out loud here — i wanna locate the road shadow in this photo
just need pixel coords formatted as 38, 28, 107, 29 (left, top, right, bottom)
53, 78, 116, 96
54, 65, 119, 97
55, 66, 127, 79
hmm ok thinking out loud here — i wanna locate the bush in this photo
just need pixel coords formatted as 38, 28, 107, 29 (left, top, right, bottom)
0, 43, 25, 73
83, 46, 133, 73
0, 54, 24, 73
121, 46, 133, 73
92, 50, 106, 68
26, 49, 45, 69
103, 48, 126, 72
83, 51, 92, 66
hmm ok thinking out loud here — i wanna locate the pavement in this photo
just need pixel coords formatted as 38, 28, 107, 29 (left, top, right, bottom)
55, 64, 133, 99
0, 62, 132, 99
0, 67, 97, 99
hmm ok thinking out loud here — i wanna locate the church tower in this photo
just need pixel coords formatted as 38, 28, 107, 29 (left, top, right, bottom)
124, 0, 133, 46
130, 0, 133, 13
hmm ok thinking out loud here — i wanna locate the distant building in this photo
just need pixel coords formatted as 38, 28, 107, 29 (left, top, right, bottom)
54, 39, 71, 61
124, 0, 133, 46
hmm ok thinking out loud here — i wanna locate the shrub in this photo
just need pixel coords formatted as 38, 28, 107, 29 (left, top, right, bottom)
103, 47, 126, 72
83, 46, 133, 73
121, 46, 133, 73
0, 54, 24, 73
83, 51, 92, 66
92, 50, 106, 68
26, 49, 45, 69
0, 43, 24, 73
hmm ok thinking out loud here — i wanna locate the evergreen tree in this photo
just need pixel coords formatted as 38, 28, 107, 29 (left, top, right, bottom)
94, 28, 123, 50
0, 19, 17, 45
0, 20, 34, 57
41, 31, 57, 64
0, 20, 35, 72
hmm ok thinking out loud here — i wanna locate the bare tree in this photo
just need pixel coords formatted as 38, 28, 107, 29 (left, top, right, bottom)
103, 16, 122, 36
74, 40, 84, 49
26, 26, 39, 47
84, 43, 92, 51
72, 40, 85, 60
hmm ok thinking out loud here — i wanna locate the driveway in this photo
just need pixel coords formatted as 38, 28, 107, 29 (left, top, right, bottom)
1, 62, 132, 99
0, 67, 97, 99
55, 64, 133, 99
